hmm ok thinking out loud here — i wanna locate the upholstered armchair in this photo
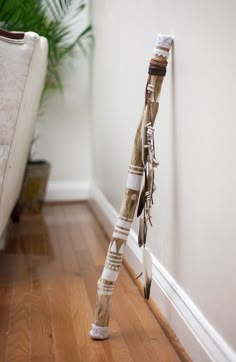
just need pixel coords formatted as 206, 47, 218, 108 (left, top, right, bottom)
0, 29, 48, 247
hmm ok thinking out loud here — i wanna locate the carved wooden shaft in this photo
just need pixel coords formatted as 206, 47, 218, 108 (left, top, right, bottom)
90, 34, 173, 340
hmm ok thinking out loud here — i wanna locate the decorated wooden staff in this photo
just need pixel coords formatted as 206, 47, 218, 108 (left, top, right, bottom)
90, 34, 173, 340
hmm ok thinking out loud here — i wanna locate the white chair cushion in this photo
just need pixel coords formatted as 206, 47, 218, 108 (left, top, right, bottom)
0, 30, 48, 237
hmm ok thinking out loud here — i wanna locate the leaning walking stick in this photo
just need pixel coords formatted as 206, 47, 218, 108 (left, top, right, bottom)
90, 34, 173, 339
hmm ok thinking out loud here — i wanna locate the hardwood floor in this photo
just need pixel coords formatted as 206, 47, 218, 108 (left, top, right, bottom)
0, 203, 182, 361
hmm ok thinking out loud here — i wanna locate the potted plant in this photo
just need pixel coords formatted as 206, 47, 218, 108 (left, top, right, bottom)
0, 0, 92, 214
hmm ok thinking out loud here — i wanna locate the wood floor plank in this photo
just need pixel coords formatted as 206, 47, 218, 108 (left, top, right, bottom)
65, 275, 107, 362
5, 239, 32, 362
31, 284, 55, 361
31, 254, 55, 361
63, 204, 88, 252
79, 220, 106, 267
0, 233, 19, 361
101, 320, 134, 362
111, 274, 160, 361
6, 283, 31, 362
89, 215, 112, 252
120, 267, 168, 340
43, 208, 64, 275
81, 264, 102, 312
48, 275, 80, 362
44, 210, 80, 362
152, 337, 181, 362
0, 279, 13, 362
53, 206, 80, 273
119, 269, 181, 361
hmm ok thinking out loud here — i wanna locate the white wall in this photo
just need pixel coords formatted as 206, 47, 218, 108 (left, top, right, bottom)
36, 53, 92, 182
91, 0, 236, 358
36, 3, 92, 199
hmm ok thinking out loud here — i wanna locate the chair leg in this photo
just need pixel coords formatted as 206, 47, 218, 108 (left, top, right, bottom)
11, 202, 21, 224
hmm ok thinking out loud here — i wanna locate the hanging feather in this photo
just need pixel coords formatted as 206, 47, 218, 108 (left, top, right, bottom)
137, 185, 145, 217
143, 247, 152, 300
137, 80, 159, 298
138, 216, 147, 247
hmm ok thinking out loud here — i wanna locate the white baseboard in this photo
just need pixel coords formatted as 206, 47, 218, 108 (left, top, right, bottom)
91, 182, 236, 362
45, 181, 91, 202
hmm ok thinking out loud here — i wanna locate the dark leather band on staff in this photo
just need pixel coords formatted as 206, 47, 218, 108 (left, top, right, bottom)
148, 64, 166, 76
150, 58, 167, 68
0, 28, 24, 40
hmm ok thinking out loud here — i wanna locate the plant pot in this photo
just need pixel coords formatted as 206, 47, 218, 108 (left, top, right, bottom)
19, 160, 50, 214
